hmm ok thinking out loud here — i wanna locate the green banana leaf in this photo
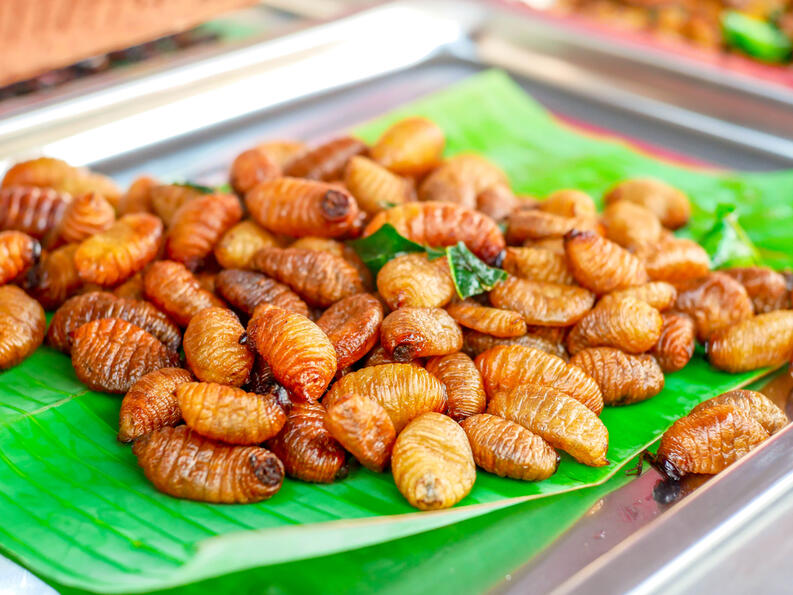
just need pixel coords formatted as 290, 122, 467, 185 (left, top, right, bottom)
1, 69, 792, 593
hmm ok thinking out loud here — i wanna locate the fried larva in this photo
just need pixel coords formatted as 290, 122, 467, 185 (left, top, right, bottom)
524, 237, 565, 255
253, 247, 364, 307
364, 201, 505, 265
462, 329, 567, 360
266, 401, 347, 483
501, 246, 574, 285
324, 394, 396, 472
655, 405, 768, 478
0, 285, 46, 370
0, 231, 40, 284
284, 136, 367, 181
113, 272, 145, 301
165, 193, 242, 270
604, 178, 691, 230
177, 381, 286, 444
117, 367, 193, 443
723, 267, 789, 314
691, 390, 787, 435
425, 352, 486, 421
247, 304, 337, 401
540, 189, 596, 218
569, 347, 664, 406
344, 155, 414, 215
215, 269, 310, 318
599, 281, 677, 311
460, 414, 559, 480
391, 412, 475, 510
316, 293, 384, 369
0, 186, 71, 239
651, 312, 696, 373
75, 213, 162, 286
323, 364, 447, 432
288, 236, 373, 290
51, 192, 115, 247
247, 178, 360, 239
642, 237, 710, 285
48, 291, 182, 353
526, 325, 569, 344
564, 230, 648, 294
418, 153, 507, 209
488, 384, 609, 467
370, 116, 445, 176
707, 311, 793, 373
567, 297, 663, 355
489, 277, 595, 327
183, 307, 254, 387
446, 299, 527, 338
243, 356, 293, 412
118, 176, 157, 215
257, 140, 307, 168
229, 147, 281, 196
362, 345, 425, 367
213, 219, 279, 270
71, 318, 179, 393
674, 273, 754, 342
380, 307, 463, 361
377, 253, 455, 310
476, 183, 519, 222
143, 260, 224, 327
150, 184, 203, 226
601, 200, 663, 251
25, 244, 82, 309
506, 209, 601, 243
133, 425, 284, 503
475, 344, 603, 414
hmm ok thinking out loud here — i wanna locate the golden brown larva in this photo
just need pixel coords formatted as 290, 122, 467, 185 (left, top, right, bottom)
118, 367, 193, 443
501, 246, 574, 285
425, 352, 486, 421
376, 253, 455, 310
462, 329, 567, 360
651, 312, 696, 373
489, 276, 595, 327
370, 116, 445, 176
476, 183, 519, 223
283, 136, 367, 181
674, 272, 754, 342
418, 153, 508, 209
215, 269, 310, 318
49, 192, 115, 248
604, 178, 691, 230
564, 230, 648, 294
691, 390, 787, 435
707, 310, 793, 373
183, 307, 254, 387
150, 184, 204, 226
540, 189, 596, 218
641, 237, 710, 286
213, 219, 279, 270
0, 230, 40, 285
0, 285, 46, 370
723, 267, 790, 314
446, 299, 527, 338
25, 243, 83, 310
229, 147, 281, 196
601, 200, 663, 251
569, 347, 665, 406
567, 297, 663, 355
143, 260, 224, 328
599, 281, 677, 311
344, 155, 414, 215
324, 393, 396, 472
506, 209, 601, 243
380, 307, 463, 361
118, 176, 157, 215
316, 293, 384, 370
0, 185, 71, 240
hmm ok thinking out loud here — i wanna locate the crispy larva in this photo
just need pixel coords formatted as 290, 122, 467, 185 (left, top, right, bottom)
213, 219, 280, 270
75, 213, 162, 286
460, 414, 559, 480
113, 272, 145, 301
48, 291, 182, 353
564, 230, 648, 294
51, 192, 115, 247
707, 310, 793, 373
642, 237, 710, 285
599, 281, 677, 311
380, 307, 463, 361
691, 390, 787, 435
229, 147, 281, 195
246, 178, 361, 238
723, 267, 789, 314
71, 318, 179, 393
489, 276, 595, 327
316, 293, 384, 369
569, 347, 665, 406
118, 367, 193, 442
324, 364, 447, 432
377, 253, 455, 310
524, 237, 565, 255
462, 329, 567, 360
150, 184, 203, 226
391, 412, 475, 510
506, 209, 601, 243
488, 384, 609, 467
165, 193, 242, 270
143, 260, 224, 327
177, 381, 286, 444
254, 247, 364, 307
651, 312, 696, 373
133, 425, 284, 503
370, 116, 445, 176
604, 178, 691, 230
364, 201, 505, 265
25, 244, 82, 309
425, 352, 486, 421
0, 285, 46, 370
655, 405, 768, 478
257, 140, 307, 169
418, 154, 507, 209
674, 273, 754, 342
324, 394, 396, 472
0, 231, 40, 285
540, 189, 596, 218
567, 297, 663, 355
476, 183, 519, 222
602, 200, 663, 251
446, 299, 527, 338
475, 344, 603, 414
344, 155, 414, 215
183, 307, 254, 387
0, 186, 71, 239
501, 246, 574, 285
284, 136, 367, 181
288, 237, 373, 291
215, 269, 310, 318
118, 176, 157, 215
266, 401, 348, 483
362, 345, 425, 367
247, 304, 337, 401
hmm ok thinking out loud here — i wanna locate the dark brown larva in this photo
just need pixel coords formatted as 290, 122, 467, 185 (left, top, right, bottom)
707, 310, 793, 373
489, 277, 595, 327
564, 230, 648, 294
316, 293, 384, 370
48, 291, 182, 353
25, 244, 83, 310
425, 352, 486, 421
0, 230, 40, 285
266, 401, 348, 483
133, 425, 284, 503
567, 297, 663, 355
324, 394, 396, 472
691, 390, 787, 435
446, 299, 527, 338
143, 260, 224, 327
288, 237, 373, 291
569, 347, 665, 406
229, 147, 281, 196
215, 269, 310, 318
0, 185, 71, 240
71, 318, 180, 393
183, 307, 254, 387
651, 313, 696, 373
723, 267, 790, 314
113, 272, 145, 301
0, 285, 46, 370
117, 367, 194, 443
380, 307, 463, 361
462, 329, 567, 361
674, 273, 754, 343
284, 136, 367, 181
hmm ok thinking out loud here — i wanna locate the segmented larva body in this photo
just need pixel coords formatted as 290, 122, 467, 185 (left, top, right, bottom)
316, 293, 384, 370
642, 237, 710, 286
540, 189, 596, 218
51, 192, 115, 246
691, 390, 787, 435
324, 393, 396, 472
506, 209, 601, 243
118, 176, 157, 215
26, 243, 82, 309
288, 236, 373, 291
377, 253, 455, 310
501, 246, 574, 285
604, 178, 691, 230
118, 367, 193, 442
150, 184, 203, 226
183, 307, 253, 387
651, 313, 696, 373
380, 307, 463, 361
0, 230, 40, 285
0, 285, 46, 370
674, 273, 754, 343
256, 140, 307, 169
418, 153, 508, 209
284, 136, 367, 181
370, 116, 445, 176
489, 277, 595, 327
599, 281, 677, 311
723, 267, 789, 314
476, 183, 518, 222
133, 425, 284, 503
362, 345, 425, 368
143, 261, 224, 327
462, 329, 567, 361
215, 269, 310, 318
425, 352, 486, 421
446, 299, 527, 338
229, 147, 281, 196
214, 220, 279, 270
707, 311, 793, 373
567, 297, 663, 355
569, 347, 665, 406
564, 230, 648, 294
0, 186, 71, 239
344, 155, 414, 215
602, 200, 662, 251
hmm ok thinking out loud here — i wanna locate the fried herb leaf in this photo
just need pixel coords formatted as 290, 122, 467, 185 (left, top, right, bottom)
699, 204, 762, 269
348, 224, 428, 274
172, 181, 217, 194
446, 242, 508, 298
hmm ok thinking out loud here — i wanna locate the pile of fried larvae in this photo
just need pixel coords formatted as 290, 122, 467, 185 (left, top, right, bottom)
0, 116, 790, 510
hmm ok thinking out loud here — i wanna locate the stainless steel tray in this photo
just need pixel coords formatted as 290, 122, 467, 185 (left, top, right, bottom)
1, 2, 793, 593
